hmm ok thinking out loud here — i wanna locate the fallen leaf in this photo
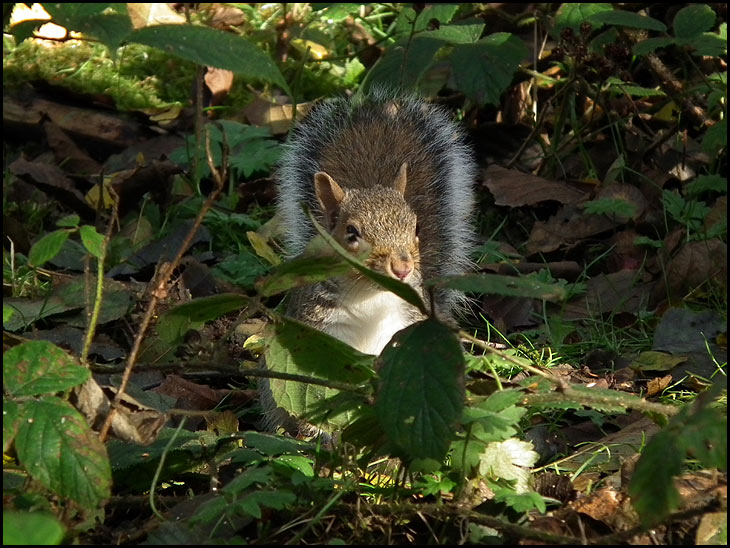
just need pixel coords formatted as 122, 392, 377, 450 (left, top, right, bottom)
483, 164, 587, 206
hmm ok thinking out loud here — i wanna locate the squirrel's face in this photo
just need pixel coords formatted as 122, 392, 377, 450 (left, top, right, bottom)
331, 187, 420, 283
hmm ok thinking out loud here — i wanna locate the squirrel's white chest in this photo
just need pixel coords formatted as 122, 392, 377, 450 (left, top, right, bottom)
325, 288, 413, 355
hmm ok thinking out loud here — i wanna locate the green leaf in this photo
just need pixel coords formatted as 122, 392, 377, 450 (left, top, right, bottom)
430, 273, 567, 301
604, 77, 665, 97
362, 36, 444, 91
156, 293, 249, 345
42, 3, 132, 51
255, 242, 353, 297
234, 490, 297, 519
492, 486, 547, 513
15, 397, 111, 508
630, 389, 727, 526
588, 10, 666, 32
244, 431, 312, 456
685, 174, 727, 197
3, 399, 20, 453
128, 24, 290, 93
3, 341, 90, 397
551, 3, 613, 38
415, 4, 460, 30
28, 229, 70, 267
703, 119, 727, 155
450, 33, 529, 106
429, 21, 486, 44
686, 31, 727, 57
222, 466, 272, 496
375, 319, 465, 461
56, 214, 80, 228
2, 511, 65, 546
264, 318, 374, 431
632, 36, 675, 56
79, 225, 105, 259
673, 4, 716, 40
3, 304, 15, 324
267, 316, 375, 383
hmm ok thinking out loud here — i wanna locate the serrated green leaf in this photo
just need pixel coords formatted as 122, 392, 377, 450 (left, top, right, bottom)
375, 319, 465, 461
79, 225, 105, 259
16, 397, 111, 508
267, 317, 375, 382
429, 21, 486, 44
42, 4, 132, 51
673, 4, 716, 40
223, 466, 272, 496
588, 10, 666, 32
450, 33, 528, 107
703, 119, 727, 155
630, 388, 727, 526
2, 511, 65, 546
56, 214, 80, 228
686, 31, 727, 57
264, 317, 375, 431
128, 24, 289, 93
3, 341, 89, 397
244, 431, 313, 456
632, 36, 675, 56
492, 486, 546, 513
552, 3, 613, 38
629, 426, 684, 525
275, 454, 315, 477
255, 246, 353, 297
430, 273, 567, 301
28, 230, 70, 267
3, 399, 20, 453
156, 293, 249, 345
362, 35, 444, 91
3, 304, 14, 324
685, 175, 727, 197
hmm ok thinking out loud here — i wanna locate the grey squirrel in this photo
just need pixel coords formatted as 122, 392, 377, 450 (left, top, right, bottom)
276, 89, 477, 355
262, 89, 476, 434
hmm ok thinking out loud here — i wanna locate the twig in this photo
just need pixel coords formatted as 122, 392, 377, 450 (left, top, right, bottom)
99, 75, 227, 442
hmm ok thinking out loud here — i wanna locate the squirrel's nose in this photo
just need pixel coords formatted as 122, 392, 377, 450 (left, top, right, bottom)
390, 257, 413, 280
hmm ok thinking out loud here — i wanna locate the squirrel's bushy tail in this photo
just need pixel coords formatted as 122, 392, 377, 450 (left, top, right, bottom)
276, 88, 477, 316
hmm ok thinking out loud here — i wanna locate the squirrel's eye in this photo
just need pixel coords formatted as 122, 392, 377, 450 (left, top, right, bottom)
415, 222, 420, 237
346, 225, 360, 241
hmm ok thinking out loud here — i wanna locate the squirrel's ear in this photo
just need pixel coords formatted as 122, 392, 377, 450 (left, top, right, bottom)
393, 162, 408, 195
314, 171, 345, 229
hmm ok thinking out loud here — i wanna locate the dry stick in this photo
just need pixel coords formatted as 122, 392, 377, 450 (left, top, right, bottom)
99, 127, 226, 443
